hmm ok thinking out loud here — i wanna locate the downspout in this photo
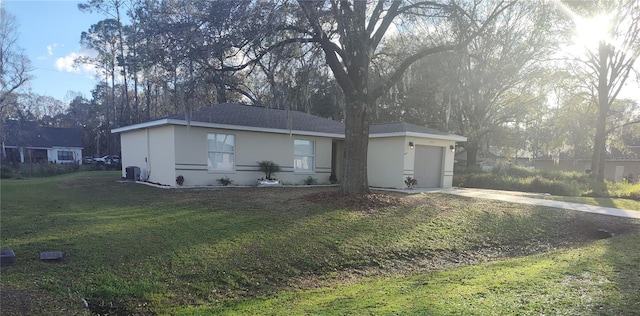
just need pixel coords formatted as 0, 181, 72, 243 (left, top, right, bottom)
145, 128, 151, 181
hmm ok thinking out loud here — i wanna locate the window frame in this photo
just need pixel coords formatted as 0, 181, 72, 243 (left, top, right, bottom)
57, 150, 74, 161
293, 139, 315, 173
207, 133, 236, 172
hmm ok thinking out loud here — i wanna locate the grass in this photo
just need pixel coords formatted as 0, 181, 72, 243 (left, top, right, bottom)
540, 196, 640, 211
193, 234, 640, 315
1, 171, 639, 315
454, 164, 640, 201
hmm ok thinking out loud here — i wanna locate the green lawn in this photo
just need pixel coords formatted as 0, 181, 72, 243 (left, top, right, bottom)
192, 234, 640, 315
1, 172, 639, 315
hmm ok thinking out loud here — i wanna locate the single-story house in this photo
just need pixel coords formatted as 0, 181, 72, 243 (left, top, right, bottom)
111, 103, 466, 189
1, 121, 83, 164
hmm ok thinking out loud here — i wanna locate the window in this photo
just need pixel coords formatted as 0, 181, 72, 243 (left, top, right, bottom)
207, 133, 235, 171
57, 150, 74, 161
294, 139, 314, 172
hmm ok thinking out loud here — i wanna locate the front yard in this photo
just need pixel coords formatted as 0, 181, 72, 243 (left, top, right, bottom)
1, 171, 639, 315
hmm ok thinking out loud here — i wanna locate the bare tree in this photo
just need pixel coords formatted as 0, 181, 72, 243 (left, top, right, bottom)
562, 0, 640, 181
0, 7, 33, 161
0, 7, 32, 117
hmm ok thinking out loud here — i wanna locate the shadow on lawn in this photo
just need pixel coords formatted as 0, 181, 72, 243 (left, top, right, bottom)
467, 203, 640, 315
70, 192, 640, 314
3, 175, 640, 315
591, 234, 640, 314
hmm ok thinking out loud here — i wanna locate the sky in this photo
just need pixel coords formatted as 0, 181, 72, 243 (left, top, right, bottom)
3, 0, 104, 102
2, 0, 638, 106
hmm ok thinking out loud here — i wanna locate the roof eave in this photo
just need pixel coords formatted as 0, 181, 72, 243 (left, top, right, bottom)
111, 119, 172, 133
112, 119, 345, 139
370, 131, 467, 142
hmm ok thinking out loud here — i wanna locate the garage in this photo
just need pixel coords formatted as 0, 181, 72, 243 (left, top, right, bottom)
367, 122, 466, 189
413, 145, 444, 188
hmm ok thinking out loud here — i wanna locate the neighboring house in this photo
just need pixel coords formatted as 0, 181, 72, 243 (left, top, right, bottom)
111, 103, 466, 189
1, 121, 83, 164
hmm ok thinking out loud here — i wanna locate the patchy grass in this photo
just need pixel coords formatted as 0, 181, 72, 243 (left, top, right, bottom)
1, 171, 639, 315
196, 233, 640, 315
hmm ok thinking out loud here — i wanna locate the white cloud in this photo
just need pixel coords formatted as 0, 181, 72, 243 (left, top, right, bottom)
47, 43, 58, 56
54, 49, 98, 77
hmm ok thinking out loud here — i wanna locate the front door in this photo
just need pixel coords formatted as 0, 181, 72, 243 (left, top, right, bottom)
414, 145, 443, 188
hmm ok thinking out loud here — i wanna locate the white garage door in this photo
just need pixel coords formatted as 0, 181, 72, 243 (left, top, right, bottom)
414, 145, 443, 188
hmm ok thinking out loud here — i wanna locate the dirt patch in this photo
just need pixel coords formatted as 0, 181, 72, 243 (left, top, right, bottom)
0, 286, 88, 316
304, 191, 404, 212
0, 287, 40, 315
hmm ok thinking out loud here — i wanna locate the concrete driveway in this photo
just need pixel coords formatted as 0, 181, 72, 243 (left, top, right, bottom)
377, 187, 640, 220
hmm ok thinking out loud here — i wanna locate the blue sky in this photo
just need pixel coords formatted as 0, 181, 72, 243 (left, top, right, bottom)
3, 0, 638, 106
3, 0, 104, 102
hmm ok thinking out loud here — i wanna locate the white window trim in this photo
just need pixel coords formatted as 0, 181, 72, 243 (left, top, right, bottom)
294, 139, 315, 173
207, 133, 236, 172
57, 150, 74, 161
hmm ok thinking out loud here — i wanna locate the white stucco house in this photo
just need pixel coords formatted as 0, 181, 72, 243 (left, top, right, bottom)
111, 103, 466, 189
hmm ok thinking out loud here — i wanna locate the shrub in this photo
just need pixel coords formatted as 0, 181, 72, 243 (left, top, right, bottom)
528, 176, 576, 196
176, 175, 185, 186
329, 174, 339, 184
404, 176, 417, 189
303, 176, 317, 185
257, 160, 280, 180
1, 165, 16, 179
491, 164, 535, 178
217, 176, 233, 186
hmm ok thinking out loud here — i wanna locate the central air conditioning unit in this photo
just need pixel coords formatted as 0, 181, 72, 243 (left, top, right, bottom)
125, 166, 141, 181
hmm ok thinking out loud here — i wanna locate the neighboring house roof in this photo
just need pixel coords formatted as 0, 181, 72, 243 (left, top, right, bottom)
112, 103, 467, 141
2, 121, 83, 148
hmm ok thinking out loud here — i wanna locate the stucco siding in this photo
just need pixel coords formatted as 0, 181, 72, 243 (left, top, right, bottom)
172, 126, 334, 186
120, 129, 150, 179
148, 126, 176, 185
367, 137, 405, 188
404, 137, 456, 188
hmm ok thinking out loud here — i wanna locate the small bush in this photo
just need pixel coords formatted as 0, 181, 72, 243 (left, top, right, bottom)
329, 174, 339, 184
404, 176, 418, 189
1, 165, 16, 178
303, 176, 317, 185
217, 176, 233, 186
257, 160, 280, 180
176, 175, 185, 186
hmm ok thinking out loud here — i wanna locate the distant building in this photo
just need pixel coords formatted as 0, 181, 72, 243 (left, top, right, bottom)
1, 121, 83, 164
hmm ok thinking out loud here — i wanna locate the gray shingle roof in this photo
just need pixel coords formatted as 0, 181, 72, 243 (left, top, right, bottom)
3, 121, 83, 148
115, 103, 464, 141
167, 103, 345, 135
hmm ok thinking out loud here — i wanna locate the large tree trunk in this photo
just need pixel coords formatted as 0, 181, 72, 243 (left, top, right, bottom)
590, 41, 610, 181
340, 96, 371, 194
465, 138, 480, 169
